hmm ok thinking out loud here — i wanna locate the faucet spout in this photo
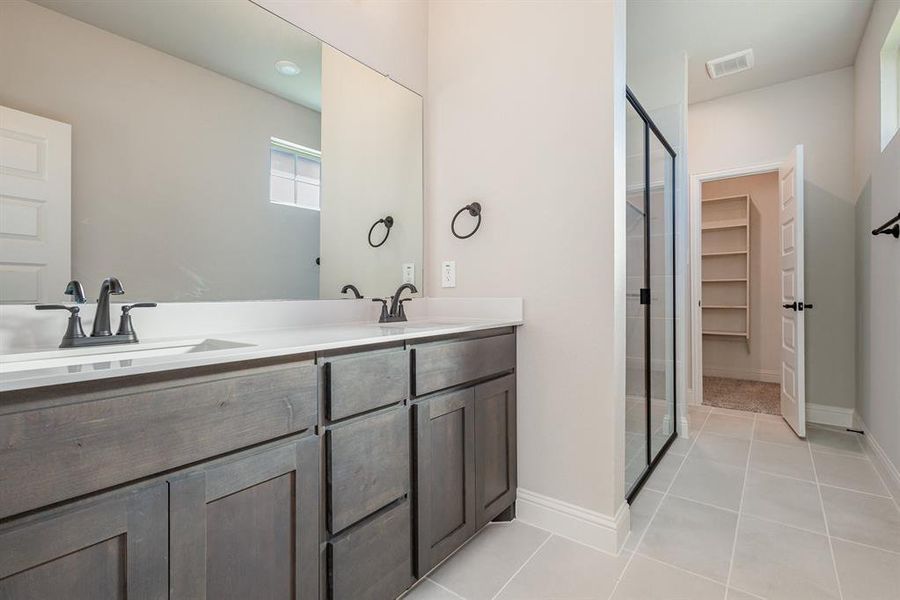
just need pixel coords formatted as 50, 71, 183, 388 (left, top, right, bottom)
91, 277, 125, 337
388, 283, 418, 318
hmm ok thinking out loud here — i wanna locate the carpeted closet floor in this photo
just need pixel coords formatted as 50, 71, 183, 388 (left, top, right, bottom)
702, 376, 781, 415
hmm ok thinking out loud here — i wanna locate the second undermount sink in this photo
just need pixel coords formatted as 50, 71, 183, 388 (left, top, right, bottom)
0, 338, 256, 374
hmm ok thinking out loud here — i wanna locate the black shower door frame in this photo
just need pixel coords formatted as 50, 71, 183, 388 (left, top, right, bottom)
626, 86, 678, 504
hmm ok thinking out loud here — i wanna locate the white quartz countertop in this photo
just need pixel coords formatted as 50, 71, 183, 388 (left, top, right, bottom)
0, 315, 522, 393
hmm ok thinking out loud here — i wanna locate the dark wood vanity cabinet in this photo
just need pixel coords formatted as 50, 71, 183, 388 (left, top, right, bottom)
412, 333, 518, 577
168, 435, 320, 600
413, 388, 478, 574
0, 482, 168, 600
475, 374, 518, 528
0, 328, 517, 600
319, 344, 414, 600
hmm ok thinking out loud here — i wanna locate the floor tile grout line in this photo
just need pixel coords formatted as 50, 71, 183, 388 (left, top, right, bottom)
739, 510, 828, 539
607, 409, 713, 600
856, 436, 900, 514
632, 550, 730, 588
828, 534, 900, 556
664, 491, 741, 514
817, 481, 893, 499
520, 520, 619, 558
746, 465, 879, 489
489, 532, 553, 600
723, 413, 756, 592
726, 585, 767, 600
424, 577, 467, 600
807, 431, 846, 600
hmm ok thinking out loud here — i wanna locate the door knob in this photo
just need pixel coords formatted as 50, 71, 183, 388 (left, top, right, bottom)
782, 302, 798, 311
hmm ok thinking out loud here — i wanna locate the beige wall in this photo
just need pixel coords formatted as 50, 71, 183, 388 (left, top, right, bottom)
854, 0, 900, 470
426, 0, 627, 534
689, 67, 856, 410
319, 45, 423, 299
0, 0, 322, 301
701, 173, 780, 381
256, 0, 428, 95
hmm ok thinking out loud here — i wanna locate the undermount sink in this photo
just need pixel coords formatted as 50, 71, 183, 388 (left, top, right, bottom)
0, 338, 256, 374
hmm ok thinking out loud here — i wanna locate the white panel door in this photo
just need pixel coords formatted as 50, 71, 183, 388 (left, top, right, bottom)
779, 145, 805, 438
0, 106, 71, 303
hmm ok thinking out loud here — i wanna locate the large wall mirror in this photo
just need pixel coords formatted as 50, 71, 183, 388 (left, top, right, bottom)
0, 0, 423, 303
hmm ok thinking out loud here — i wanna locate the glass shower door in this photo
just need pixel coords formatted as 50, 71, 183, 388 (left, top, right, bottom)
648, 130, 676, 464
624, 100, 648, 492
625, 88, 677, 502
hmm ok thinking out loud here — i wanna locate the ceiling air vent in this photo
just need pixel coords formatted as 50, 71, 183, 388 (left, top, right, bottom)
706, 49, 754, 79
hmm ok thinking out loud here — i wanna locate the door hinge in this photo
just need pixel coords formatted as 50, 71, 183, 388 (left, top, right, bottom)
640, 288, 651, 305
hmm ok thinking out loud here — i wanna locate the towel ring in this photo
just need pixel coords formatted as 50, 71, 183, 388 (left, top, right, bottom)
451, 202, 482, 239
368, 216, 394, 247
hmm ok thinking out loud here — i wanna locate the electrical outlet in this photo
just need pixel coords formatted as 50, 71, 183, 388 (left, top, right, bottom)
441, 260, 456, 288
402, 263, 415, 285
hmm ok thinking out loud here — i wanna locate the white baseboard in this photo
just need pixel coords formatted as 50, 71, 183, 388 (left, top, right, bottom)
806, 403, 854, 428
702, 366, 780, 383
516, 488, 629, 554
853, 413, 900, 499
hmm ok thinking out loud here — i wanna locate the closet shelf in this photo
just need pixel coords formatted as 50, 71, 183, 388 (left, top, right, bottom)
702, 305, 748, 309
702, 278, 748, 283
700, 193, 751, 344
701, 250, 748, 257
702, 330, 750, 338
701, 219, 748, 231
702, 194, 749, 203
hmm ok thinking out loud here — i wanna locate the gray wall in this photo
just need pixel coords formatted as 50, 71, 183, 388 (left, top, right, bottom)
0, 0, 322, 301
689, 67, 857, 411
853, 0, 900, 471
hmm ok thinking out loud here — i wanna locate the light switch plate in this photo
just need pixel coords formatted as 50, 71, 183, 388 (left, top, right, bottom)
402, 263, 415, 285
441, 260, 456, 288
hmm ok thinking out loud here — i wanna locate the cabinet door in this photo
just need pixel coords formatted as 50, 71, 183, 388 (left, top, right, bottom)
414, 388, 476, 576
169, 436, 319, 600
0, 482, 167, 600
475, 374, 517, 528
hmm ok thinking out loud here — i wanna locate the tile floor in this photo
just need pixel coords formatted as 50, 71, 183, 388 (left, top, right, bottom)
402, 404, 900, 600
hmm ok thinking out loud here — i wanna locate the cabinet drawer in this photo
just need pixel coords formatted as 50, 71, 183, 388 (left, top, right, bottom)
326, 407, 409, 533
325, 348, 408, 421
328, 500, 412, 600
0, 360, 318, 520
413, 333, 515, 396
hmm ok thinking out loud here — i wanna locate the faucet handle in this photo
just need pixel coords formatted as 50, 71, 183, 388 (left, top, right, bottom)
371, 298, 389, 323
121, 302, 158, 314
35, 305, 86, 342
35, 304, 79, 314
398, 298, 413, 320
116, 303, 157, 338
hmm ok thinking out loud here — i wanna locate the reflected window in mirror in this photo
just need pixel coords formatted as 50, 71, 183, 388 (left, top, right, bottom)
270, 138, 322, 210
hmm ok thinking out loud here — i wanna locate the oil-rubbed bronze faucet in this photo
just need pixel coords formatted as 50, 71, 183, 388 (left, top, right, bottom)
372, 283, 418, 323
91, 276, 125, 337
35, 277, 156, 348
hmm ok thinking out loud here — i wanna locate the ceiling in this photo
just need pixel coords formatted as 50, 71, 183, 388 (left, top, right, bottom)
32, 0, 322, 111
628, 0, 874, 104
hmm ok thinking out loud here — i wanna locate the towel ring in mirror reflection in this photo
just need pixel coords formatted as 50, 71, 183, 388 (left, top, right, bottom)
368, 216, 394, 248
451, 202, 482, 239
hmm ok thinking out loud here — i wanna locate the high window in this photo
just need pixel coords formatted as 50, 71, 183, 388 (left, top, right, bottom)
269, 137, 321, 209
